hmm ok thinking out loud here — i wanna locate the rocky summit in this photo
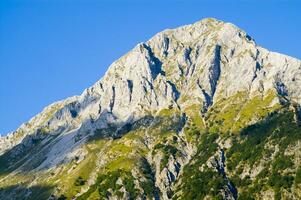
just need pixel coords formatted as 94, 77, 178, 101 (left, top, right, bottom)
1, 18, 301, 200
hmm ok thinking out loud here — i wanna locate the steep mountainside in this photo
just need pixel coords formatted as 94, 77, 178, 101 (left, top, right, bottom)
1, 18, 301, 200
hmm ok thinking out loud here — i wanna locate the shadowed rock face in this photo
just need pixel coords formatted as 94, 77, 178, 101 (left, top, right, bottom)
0, 18, 301, 200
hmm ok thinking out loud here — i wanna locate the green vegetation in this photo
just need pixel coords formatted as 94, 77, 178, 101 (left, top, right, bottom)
77, 169, 138, 200
206, 91, 247, 133
227, 109, 299, 168
175, 132, 222, 199
74, 176, 86, 186
183, 104, 205, 129
139, 158, 156, 198
175, 168, 225, 200
226, 107, 301, 199
206, 90, 280, 134
153, 143, 178, 171
295, 166, 301, 184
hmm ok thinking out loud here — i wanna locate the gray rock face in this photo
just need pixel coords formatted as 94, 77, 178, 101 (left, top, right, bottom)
0, 18, 300, 184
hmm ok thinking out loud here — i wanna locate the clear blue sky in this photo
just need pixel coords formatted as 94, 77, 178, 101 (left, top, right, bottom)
0, 0, 300, 135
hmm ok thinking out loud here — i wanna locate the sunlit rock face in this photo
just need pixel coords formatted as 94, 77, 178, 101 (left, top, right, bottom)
0, 18, 301, 200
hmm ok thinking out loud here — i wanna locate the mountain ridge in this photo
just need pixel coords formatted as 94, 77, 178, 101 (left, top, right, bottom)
1, 17, 300, 137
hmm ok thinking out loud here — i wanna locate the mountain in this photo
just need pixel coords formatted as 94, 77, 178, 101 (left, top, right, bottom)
1, 18, 301, 200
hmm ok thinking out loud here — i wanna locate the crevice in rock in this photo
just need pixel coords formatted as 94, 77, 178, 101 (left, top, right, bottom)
109, 86, 116, 112
197, 80, 213, 115
127, 80, 133, 102
184, 47, 193, 76
177, 64, 184, 77
251, 61, 262, 83
209, 44, 221, 98
214, 148, 238, 200
189, 63, 196, 77
166, 80, 180, 102
275, 81, 288, 97
70, 110, 78, 118
98, 104, 102, 114
99, 82, 104, 91
162, 36, 170, 57
255, 48, 260, 60
142, 43, 165, 80
142, 76, 159, 107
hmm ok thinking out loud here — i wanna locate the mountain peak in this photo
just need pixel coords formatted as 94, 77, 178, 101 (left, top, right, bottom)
1, 19, 301, 200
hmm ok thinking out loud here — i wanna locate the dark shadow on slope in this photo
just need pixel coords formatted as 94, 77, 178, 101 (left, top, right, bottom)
0, 184, 54, 200
88, 111, 185, 142
0, 108, 185, 176
0, 133, 59, 176
0, 109, 124, 175
87, 115, 155, 141
0, 111, 115, 175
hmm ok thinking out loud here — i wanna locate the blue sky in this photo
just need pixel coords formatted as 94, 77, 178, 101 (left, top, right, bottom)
0, 0, 300, 135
